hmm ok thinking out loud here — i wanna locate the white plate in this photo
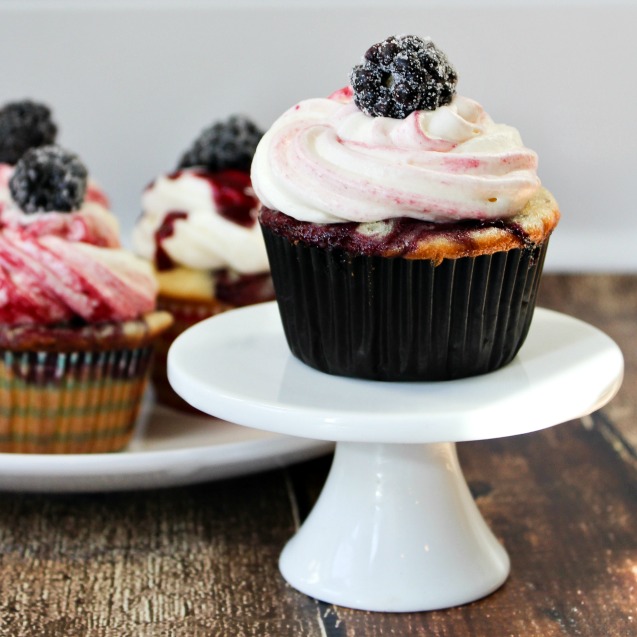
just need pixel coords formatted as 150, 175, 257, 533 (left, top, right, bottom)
0, 398, 332, 493
168, 302, 624, 613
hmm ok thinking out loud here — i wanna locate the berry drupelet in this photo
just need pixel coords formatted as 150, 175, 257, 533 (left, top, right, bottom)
350, 35, 458, 119
178, 115, 264, 173
0, 100, 58, 165
9, 144, 88, 213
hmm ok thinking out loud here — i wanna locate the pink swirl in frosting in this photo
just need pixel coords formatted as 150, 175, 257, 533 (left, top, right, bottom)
251, 90, 541, 224
0, 164, 157, 325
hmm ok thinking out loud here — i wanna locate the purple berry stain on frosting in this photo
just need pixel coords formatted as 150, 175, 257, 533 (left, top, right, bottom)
200, 170, 258, 229
166, 169, 258, 229
152, 171, 259, 271
350, 35, 458, 119
154, 211, 188, 271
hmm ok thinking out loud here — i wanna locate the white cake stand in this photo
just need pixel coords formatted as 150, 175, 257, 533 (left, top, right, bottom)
167, 302, 623, 613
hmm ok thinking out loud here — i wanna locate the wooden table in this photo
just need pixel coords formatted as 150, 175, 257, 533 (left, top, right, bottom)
0, 274, 634, 637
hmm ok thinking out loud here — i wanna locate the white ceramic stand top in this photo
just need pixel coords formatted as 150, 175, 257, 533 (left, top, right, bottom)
168, 302, 623, 612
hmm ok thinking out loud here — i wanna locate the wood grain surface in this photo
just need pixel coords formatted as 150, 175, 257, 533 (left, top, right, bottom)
0, 274, 634, 637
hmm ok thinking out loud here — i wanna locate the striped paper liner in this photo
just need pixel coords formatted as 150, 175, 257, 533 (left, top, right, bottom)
262, 225, 549, 381
0, 346, 153, 453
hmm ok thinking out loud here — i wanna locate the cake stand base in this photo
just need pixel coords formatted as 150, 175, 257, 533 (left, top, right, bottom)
168, 303, 624, 613
280, 440, 509, 612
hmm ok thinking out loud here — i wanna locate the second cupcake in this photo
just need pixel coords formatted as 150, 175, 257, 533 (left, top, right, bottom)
0, 139, 172, 453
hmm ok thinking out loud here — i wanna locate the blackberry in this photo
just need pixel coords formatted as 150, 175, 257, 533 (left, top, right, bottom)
0, 100, 57, 164
178, 115, 264, 172
9, 145, 88, 213
350, 35, 458, 119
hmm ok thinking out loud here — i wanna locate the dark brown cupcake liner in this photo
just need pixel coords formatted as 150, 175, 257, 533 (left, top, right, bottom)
262, 224, 548, 381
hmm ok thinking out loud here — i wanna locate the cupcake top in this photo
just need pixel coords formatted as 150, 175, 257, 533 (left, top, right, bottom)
132, 115, 270, 275
251, 35, 545, 227
0, 145, 159, 327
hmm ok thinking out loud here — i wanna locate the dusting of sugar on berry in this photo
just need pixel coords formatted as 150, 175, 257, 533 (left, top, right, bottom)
9, 145, 87, 213
350, 35, 457, 119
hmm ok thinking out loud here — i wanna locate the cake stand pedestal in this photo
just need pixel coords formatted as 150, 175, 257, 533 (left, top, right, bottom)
167, 303, 623, 613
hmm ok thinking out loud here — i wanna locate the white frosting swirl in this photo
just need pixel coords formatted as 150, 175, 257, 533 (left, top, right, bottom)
0, 164, 158, 324
133, 170, 269, 274
251, 92, 541, 223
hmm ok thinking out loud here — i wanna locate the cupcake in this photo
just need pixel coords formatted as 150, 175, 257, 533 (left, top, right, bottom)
251, 35, 560, 381
132, 115, 274, 410
0, 143, 172, 453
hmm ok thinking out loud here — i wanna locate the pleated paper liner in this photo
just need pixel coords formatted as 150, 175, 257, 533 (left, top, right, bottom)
0, 346, 153, 453
262, 225, 549, 381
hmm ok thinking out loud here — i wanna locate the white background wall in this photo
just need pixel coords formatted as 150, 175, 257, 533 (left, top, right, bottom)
0, 0, 635, 271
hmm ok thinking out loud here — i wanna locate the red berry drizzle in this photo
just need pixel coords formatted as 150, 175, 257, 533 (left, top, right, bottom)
167, 169, 257, 229
153, 169, 258, 270
203, 169, 257, 228
154, 211, 188, 271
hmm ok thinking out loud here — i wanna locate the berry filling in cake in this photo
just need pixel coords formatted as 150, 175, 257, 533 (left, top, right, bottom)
260, 207, 537, 257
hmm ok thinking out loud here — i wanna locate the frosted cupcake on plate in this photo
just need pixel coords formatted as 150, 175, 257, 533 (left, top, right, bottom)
251, 35, 559, 381
0, 144, 172, 453
133, 115, 274, 410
